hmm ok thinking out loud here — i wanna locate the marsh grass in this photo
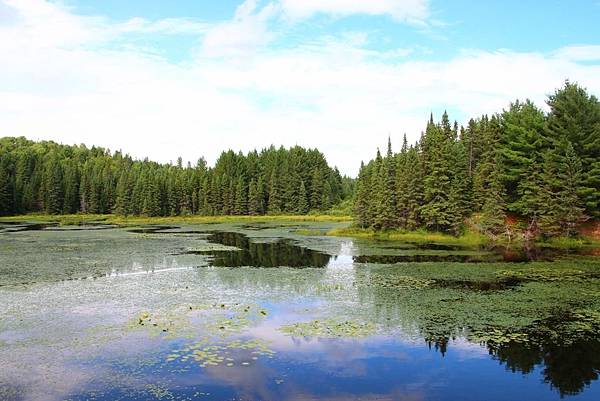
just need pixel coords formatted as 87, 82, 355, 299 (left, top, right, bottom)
328, 226, 600, 249
327, 226, 488, 246
538, 236, 600, 249
0, 213, 353, 225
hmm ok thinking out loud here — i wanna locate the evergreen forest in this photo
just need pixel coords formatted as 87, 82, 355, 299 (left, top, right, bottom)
0, 141, 352, 217
1, 81, 599, 239
354, 82, 600, 238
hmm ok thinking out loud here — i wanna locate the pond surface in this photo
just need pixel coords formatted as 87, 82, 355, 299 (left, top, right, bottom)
1, 221, 600, 401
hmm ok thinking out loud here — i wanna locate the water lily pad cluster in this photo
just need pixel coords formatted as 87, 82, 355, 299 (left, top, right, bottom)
130, 303, 269, 339
279, 319, 377, 338
497, 268, 596, 283
362, 273, 434, 290
167, 338, 275, 368
470, 329, 530, 346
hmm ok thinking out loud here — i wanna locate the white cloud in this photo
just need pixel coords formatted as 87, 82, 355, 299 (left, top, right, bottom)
1, 0, 600, 176
201, 0, 278, 57
553, 45, 600, 61
278, 0, 430, 24
115, 17, 213, 35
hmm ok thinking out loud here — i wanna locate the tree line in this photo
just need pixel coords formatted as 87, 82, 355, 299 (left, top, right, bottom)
0, 139, 352, 217
354, 82, 599, 238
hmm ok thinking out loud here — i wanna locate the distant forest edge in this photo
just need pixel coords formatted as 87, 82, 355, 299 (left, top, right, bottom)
1, 81, 599, 240
0, 140, 354, 218
355, 81, 600, 239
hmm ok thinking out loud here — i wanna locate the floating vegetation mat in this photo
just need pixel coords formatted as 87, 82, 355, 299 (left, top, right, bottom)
166, 338, 275, 368
279, 319, 377, 338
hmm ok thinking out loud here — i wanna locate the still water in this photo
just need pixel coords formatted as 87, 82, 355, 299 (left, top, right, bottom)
0, 221, 599, 401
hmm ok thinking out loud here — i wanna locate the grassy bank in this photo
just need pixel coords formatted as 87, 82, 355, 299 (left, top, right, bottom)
328, 226, 600, 248
0, 213, 353, 225
327, 226, 489, 246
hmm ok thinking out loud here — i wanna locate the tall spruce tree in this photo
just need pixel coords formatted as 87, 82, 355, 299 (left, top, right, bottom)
298, 181, 309, 215
354, 162, 371, 228
479, 156, 507, 237
43, 155, 64, 215
546, 81, 600, 217
378, 138, 397, 230
0, 163, 14, 216
421, 118, 453, 232
499, 100, 546, 212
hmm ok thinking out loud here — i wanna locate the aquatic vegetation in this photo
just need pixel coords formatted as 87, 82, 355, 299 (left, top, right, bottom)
0, 213, 353, 225
2, 221, 600, 400
361, 273, 434, 290
328, 226, 489, 246
167, 338, 275, 368
294, 229, 327, 236
279, 319, 377, 338
496, 267, 599, 282
130, 303, 269, 339
145, 384, 173, 400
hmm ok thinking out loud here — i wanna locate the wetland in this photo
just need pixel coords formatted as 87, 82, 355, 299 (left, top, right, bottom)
1, 220, 600, 401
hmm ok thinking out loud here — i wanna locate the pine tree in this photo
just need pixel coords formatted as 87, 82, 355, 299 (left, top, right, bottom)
370, 150, 384, 229
479, 156, 507, 237
248, 179, 261, 216
517, 159, 545, 237
499, 100, 546, 212
298, 181, 309, 214
472, 115, 502, 210
142, 173, 161, 217
310, 168, 324, 211
404, 146, 424, 230
378, 138, 397, 230
395, 139, 409, 229
0, 163, 14, 216
234, 176, 247, 215
559, 141, 587, 236
538, 141, 587, 237
114, 171, 131, 216
420, 118, 453, 232
354, 162, 371, 228
321, 180, 332, 212
43, 155, 64, 215
537, 150, 563, 237
256, 176, 266, 215
268, 169, 282, 214
546, 81, 600, 217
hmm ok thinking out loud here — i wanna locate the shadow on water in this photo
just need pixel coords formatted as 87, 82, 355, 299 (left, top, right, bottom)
492, 339, 600, 397
354, 244, 598, 264
0, 222, 58, 233
185, 231, 333, 268
421, 334, 600, 398
482, 312, 600, 397
0, 221, 116, 233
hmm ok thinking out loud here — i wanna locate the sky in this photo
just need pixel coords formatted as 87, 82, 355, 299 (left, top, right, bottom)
1, 0, 600, 176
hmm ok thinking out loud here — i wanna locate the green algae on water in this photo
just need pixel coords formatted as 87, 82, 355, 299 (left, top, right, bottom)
279, 319, 377, 338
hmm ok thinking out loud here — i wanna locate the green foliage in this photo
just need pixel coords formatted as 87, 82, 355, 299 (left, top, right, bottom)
546, 81, 600, 217
0, 139, 351, 217
479, 160, 507, 237
354, 82, 599, 239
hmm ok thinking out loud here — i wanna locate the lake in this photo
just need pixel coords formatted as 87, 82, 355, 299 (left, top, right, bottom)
1, 221, 600, 401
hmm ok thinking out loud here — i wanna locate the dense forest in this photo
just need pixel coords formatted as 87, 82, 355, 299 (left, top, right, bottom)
0, 140, 352, 217
1, 81, 599, 239
355, 82, 600, 238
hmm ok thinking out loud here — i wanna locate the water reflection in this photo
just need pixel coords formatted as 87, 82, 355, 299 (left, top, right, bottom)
195, 231, 333, 268
490, 340, 600, 397
2, 223, 600, 400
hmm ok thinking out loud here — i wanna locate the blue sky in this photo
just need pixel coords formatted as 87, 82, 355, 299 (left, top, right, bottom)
1, 0, 600, 175
64, 0, 600, 59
